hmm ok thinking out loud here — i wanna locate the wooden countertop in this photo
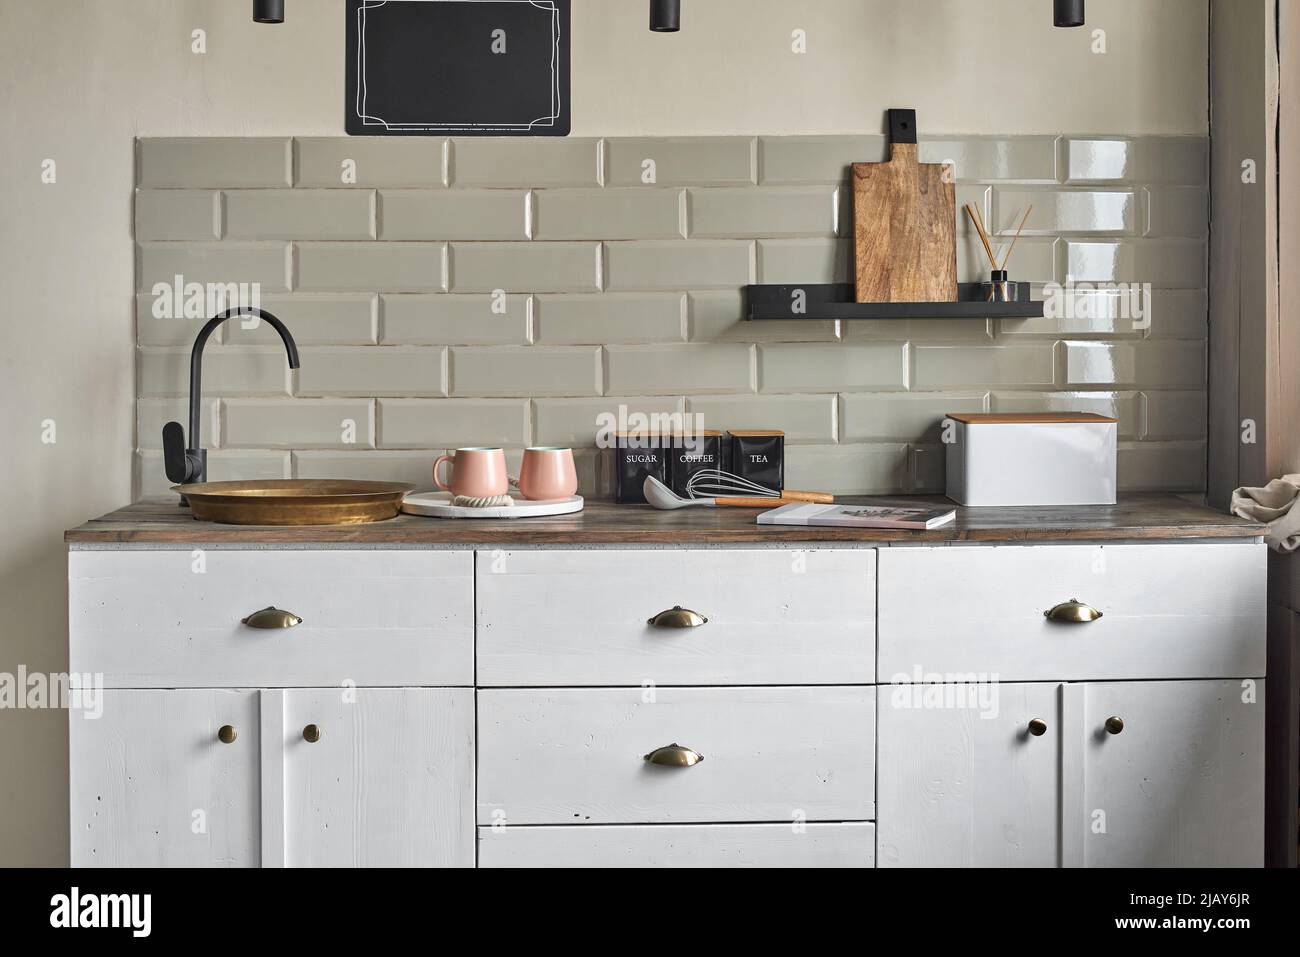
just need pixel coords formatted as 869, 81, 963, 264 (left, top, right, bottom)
66, 495, 1264, 546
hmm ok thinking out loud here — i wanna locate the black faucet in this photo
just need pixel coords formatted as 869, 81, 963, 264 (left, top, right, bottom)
163, 307, 300, 494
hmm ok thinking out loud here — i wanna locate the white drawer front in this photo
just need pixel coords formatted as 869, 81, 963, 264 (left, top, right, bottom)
478, 823, 874, 868
478, 687, 875, 825
70, 550, 473, 687
476, 549, 875, 686
878, 543, 1266, 682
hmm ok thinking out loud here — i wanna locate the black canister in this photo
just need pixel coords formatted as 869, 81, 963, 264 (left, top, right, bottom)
614, 433, 672, 504
669, 430, 727, 496
729, 430, 785, 494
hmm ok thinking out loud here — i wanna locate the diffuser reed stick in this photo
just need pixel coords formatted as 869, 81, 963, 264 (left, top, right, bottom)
964, 203, 998, 269
999, 205, 1034, 270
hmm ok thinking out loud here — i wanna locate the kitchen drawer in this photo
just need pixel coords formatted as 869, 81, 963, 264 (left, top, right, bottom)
878, 543, 1266, 682
476, 549, 875, 685
69, 550, 473, 687
477, 686, 875, 825
478, 822, 875, 868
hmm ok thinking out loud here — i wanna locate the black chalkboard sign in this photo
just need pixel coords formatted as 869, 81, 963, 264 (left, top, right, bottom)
346, 0, 571, 136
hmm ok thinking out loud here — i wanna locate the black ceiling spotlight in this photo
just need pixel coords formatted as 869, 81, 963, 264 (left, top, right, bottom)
650, 0, 680, 33
1054, 0, 1084, 28
254, 0, 284, 24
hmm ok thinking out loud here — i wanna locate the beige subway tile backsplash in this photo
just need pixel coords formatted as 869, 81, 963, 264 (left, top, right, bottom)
688, 187, 838, 239
139, 347, 292, 397
134, 134, 1211, 498
913, 344, 1056, 389
605, 240, 753, 291
139, 138, 291, 188
451, 138, 601, 187
296, 346, 446, 398
222, 294, 378, 346
222, 399, 375, 449
450, 242, 601, 293
381, 294, 530, 346
840, 392, 988, 443
605, 137, 756, 187
534, 294, 684, 345
225, 189, 375, 240
450, 346, 602, 398
379, 190, 528, 241
535, 189, 685, 240
757, 136, 886, 185
139, 242, 290, 292
760, 343, 907, 393
295, 137, 446, 188
379, 398, 530, 450
1063, 137, 1206, 185
135, 190, 221, 241
606, 343, 753, 395
686, 394, 836, 444
297, 242, 446, 293
533, 396, 686, 448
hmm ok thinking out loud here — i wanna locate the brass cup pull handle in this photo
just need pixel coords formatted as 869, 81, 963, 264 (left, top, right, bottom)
647, 606, 708, 629
302, 723, 321, 743
1104, 716, 1125, 735
1027, 718, 1048, 737
1044, 598, 1103, 623
242, 606, 303, 629
217, 725, 237, 744
643, 743, 704, 767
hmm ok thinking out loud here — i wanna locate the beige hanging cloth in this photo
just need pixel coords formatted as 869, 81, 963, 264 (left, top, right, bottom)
1231, 474, 1300, 552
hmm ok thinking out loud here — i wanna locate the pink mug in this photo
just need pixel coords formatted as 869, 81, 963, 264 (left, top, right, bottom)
517, 447, 578, 501
433, 448, 509, 498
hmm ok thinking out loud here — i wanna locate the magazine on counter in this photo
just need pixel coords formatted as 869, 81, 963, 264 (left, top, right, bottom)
757, 502, 957, 530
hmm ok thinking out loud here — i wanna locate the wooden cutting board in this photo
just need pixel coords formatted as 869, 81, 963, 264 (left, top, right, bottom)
853, 109, 958, 303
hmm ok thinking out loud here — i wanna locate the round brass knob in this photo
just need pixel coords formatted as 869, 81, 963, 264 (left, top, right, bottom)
217, 725, 237, 744
1027, 718, 1048, 737
302, 723, 321, 743
1104, 716, 1125, 735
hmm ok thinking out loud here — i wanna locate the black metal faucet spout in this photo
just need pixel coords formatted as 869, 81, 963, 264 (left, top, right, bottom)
163, 308, 300, 496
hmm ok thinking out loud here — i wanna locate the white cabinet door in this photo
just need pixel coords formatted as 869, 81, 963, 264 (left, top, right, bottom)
876, 682, 1061, 867
70, 690, 260, 867
278, 689, 474, 868
1077, 679, 1264, 867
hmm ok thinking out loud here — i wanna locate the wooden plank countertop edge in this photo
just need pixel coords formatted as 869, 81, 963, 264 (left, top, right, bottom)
66, 496, 1267, 546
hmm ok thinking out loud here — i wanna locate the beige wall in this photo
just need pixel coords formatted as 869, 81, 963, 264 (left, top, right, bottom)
0, 0, 1207, 865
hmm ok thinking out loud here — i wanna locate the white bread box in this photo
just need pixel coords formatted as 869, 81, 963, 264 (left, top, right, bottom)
945, 412, 1118, 506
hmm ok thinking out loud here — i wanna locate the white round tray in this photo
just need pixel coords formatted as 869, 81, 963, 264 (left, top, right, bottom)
401, 490, 584, 520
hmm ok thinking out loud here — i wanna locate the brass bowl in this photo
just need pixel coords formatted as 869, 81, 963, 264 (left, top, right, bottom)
174, 479, 415, 526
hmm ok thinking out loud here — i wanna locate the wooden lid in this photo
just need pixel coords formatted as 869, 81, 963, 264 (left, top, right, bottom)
947, 412, 1119, 425
729, 429, 785, 438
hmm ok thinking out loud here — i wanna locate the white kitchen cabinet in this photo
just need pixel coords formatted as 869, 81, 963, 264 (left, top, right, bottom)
877, 682, 1062, 868
71, 690, 260, 868
1077, 680, 1264, 867
68, 532, 1267, 869
277, 689, 474, 868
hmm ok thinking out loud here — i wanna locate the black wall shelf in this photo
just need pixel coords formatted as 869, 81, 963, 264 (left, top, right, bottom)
745, 283, 1044, 321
